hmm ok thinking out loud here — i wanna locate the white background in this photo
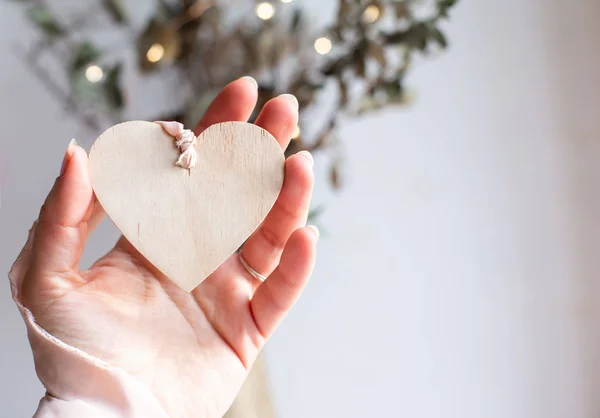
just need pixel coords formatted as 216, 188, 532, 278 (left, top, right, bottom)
1, 1, 600, 417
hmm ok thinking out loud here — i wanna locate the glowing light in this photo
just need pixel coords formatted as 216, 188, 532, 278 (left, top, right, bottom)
292, 125, 301, 139
280, 0, 292, 3
362, 4, 381, 23
256, 2, 275, 20
314, 37, 332, 55
85, 65, 104, 83
146, 43, 165, 63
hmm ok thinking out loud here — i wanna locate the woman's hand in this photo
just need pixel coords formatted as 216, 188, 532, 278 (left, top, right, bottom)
12, 77, 317, 418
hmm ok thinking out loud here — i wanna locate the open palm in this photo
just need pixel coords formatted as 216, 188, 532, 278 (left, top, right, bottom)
13, 77, 317, 418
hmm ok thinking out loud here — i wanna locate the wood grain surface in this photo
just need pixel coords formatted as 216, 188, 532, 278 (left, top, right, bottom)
89, 120, 285, 291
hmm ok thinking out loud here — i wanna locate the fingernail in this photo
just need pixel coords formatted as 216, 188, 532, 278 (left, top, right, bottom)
297, 150, 314, 167
307, 225, 320, 240
279, 93, 299, 110
28, 220, 38, 236
61, 138, 78, 176
240, 76, 258, 90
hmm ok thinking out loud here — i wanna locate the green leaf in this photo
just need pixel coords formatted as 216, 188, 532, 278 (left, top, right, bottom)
71, 69, 102, 101
102, 0, 128, 23
308, 205, 325, 222
70, 42, 102, 73
357, 96, 380, 114
157, 0, 182, 19
438, 0, 458, 8
27, 5, 64, 37
321, 56, 351, 76
382, 79, 402, 97
291, 8, 302, 32
437, 0, 458, 18
383, 23, 430, 50
103, 63, 125, 109
430, 26, 448, 48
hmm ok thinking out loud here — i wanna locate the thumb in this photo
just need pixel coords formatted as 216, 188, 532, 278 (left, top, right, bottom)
26, 140, 94, 291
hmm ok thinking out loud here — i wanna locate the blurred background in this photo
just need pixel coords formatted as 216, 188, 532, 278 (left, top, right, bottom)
1, 0, 600, 417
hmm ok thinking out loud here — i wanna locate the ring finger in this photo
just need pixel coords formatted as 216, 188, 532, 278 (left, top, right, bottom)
239, 151, 314, 282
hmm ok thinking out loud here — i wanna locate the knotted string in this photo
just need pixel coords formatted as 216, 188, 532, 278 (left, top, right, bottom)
155, 121, 198, 169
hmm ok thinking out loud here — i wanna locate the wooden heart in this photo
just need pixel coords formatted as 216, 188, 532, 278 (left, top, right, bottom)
89, 121, 285, 292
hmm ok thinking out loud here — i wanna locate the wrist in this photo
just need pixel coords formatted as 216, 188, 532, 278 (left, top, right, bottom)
10, 242, 170, 418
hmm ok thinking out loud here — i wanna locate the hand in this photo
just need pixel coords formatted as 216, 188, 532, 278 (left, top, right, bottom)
15, 77, 317, 418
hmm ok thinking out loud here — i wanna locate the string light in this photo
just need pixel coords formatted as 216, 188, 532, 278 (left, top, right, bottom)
314, 37, 332, 55
362, 4, 381, 23
255, 2, 275, 20
146, 43, 165, 63
292, 125, 301, 139
85, 65, 104, 83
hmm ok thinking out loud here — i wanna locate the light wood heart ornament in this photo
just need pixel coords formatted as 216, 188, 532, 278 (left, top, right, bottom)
88, 121, 285, 292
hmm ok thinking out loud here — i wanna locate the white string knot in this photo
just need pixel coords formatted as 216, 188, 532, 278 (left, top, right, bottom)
155, 121, 198, 169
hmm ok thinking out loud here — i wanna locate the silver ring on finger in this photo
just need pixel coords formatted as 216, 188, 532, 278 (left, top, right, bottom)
239, 252, 267, 283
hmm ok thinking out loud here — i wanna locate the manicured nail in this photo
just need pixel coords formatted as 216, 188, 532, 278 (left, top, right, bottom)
279, 93, 299, 110
28, 220, 38, 235
61, 138, 78, 176
307, 225, 320, 239
297, 150, 314, 167
240, 76, 258, 90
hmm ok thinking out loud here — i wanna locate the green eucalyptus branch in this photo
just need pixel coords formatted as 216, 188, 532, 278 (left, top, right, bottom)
9, 0, 459, 193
